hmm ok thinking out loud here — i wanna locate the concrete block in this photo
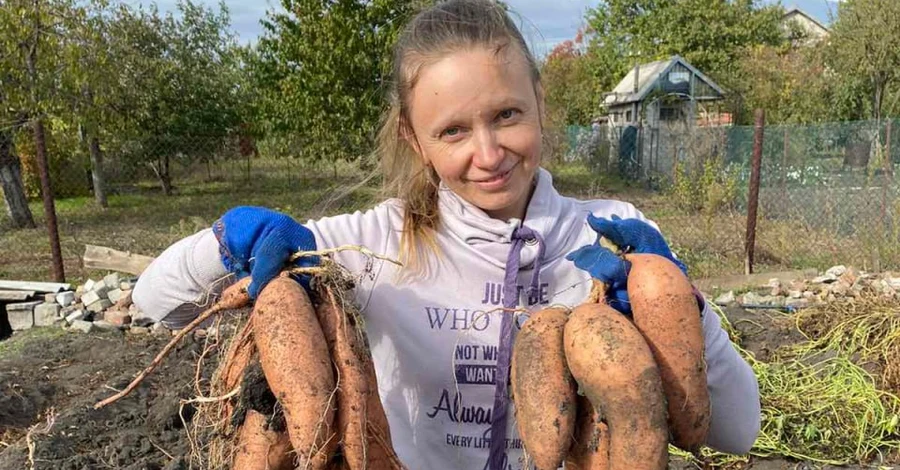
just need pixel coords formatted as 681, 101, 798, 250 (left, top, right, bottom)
83, 279, 96, 292
34, 303, 60, 326
44, 293, 57, 303
107, 288, 124, 304
120, 280, 136, 291
70, 320, 94, 333
7, 301, 40, 331
86, 299, 113, 313
81, 290, 100, 306
128, 326, 150, 335
103, 273, 120, 290
65, 309, 86, 324
56, 291, 75, 307
93, 320, 119, 331
91, 283, 110, 299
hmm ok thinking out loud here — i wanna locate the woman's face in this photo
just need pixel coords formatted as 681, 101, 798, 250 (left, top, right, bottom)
406, 46, 543, 221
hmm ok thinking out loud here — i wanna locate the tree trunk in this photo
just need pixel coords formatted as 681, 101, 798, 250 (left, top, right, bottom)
0, 130, 36, 229
88, 134, 108, 208
152, 154, 173, 196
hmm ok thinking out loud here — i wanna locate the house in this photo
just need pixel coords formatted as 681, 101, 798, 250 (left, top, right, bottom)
782, 7, 830, 44
599, 56, 730, 184
602, 55, 728, 129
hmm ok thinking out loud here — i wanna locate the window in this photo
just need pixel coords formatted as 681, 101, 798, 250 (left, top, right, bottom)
669, 71, 690, 84
660, 106, 682, 121
626, 110, 633, 122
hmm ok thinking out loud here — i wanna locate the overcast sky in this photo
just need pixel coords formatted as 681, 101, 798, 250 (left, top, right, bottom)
136, 0, 843, 57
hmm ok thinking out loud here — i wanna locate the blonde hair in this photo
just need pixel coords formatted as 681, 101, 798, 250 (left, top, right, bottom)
377, 0, 541, 274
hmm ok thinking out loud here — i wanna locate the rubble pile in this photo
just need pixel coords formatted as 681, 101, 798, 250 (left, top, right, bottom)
3, 273, 168, 337
712, 265, 895, 311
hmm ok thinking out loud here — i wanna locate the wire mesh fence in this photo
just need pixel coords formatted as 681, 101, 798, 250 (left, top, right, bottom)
2, 117, 900, 282
567, 118, 900, 276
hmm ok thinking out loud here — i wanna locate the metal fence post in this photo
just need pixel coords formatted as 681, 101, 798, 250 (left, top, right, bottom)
745, 109, 765, 275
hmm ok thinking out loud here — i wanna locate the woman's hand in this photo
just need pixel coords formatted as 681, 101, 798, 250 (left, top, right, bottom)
213, 206, 319, 298
566, 243, 632, 315
587, 214, 688, 275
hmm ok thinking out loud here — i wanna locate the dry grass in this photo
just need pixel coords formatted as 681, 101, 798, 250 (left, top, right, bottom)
3, 159, 898, 282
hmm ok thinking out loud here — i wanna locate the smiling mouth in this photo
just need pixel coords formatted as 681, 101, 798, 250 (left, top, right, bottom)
472, 164, 516, 184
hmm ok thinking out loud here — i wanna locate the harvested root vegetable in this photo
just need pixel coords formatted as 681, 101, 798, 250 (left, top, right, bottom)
626, 253, 710, 452
564, 299, 668, 470
315, 283, 403, 470
232, 409, 295, 470
252, 276, 337, 469
564, 395, 609, 470
217, 321, 255, 421
511, 307, 577, 470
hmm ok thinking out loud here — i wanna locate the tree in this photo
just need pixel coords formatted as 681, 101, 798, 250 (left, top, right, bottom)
251, 0, 430, 165
585, 0, 785, 120
106, 1, 244, 195
541, 29, 605, 126
827, 0, 900, 122
729, 43, 833, 124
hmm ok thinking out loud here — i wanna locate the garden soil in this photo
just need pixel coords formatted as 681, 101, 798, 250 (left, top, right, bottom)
0, 305, 874, 470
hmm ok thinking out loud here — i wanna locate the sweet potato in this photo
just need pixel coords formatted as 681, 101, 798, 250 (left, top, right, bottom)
252, 276, 337, 469
316, 284, 368, 469
564, 301, 668, 470
626, 253, 710, 452
218, 321, 255, 421
316, 283, 403, 470
564, 395, 609, 470
511, 307, 577, 470
232, 409, 295, 470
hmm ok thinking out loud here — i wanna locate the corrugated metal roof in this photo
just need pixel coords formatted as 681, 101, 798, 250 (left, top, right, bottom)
603, 57, 674, 106
603, 55, 725, 106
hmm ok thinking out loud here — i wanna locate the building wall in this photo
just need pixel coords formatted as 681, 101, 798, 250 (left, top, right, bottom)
783, 12, 829, 43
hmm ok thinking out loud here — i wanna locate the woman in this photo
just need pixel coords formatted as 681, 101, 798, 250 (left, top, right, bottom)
133, 1, 760, 468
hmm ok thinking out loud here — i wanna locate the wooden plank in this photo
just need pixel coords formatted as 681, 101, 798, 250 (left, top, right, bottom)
0, 280, 71, 293
0, 290, 36, 301
83, 244, 155, 276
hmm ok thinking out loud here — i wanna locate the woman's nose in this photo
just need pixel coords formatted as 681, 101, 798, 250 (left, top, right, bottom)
472, 127, 504, 169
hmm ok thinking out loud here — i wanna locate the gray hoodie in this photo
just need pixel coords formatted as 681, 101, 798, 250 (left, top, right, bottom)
133, 168, 760, 469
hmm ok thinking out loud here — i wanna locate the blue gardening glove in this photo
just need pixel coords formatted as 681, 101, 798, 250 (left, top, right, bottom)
212, 206, 318, 299
566, 244, 632, 315
587, 214, 688, 275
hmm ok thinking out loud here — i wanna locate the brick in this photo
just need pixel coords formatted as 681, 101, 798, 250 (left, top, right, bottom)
65, 309, 86, 324
104, 309, 132, 327
107, 289, 124, 304
86, 299, 113, 313
70, 320, 94, 333
56, 291, 75, 307
34, 303, 60, 327
7, 301, 40, 331
103, 273, 120, 290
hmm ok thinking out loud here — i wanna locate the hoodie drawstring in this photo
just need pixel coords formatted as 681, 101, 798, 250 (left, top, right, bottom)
488, 224, 545, 470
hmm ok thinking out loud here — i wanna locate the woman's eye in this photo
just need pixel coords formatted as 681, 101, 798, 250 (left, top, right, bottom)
442, 127, 461, 138
499, 109, 518, 120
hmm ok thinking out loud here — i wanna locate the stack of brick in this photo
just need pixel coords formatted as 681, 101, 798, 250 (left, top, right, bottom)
4, 272, 155, 334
